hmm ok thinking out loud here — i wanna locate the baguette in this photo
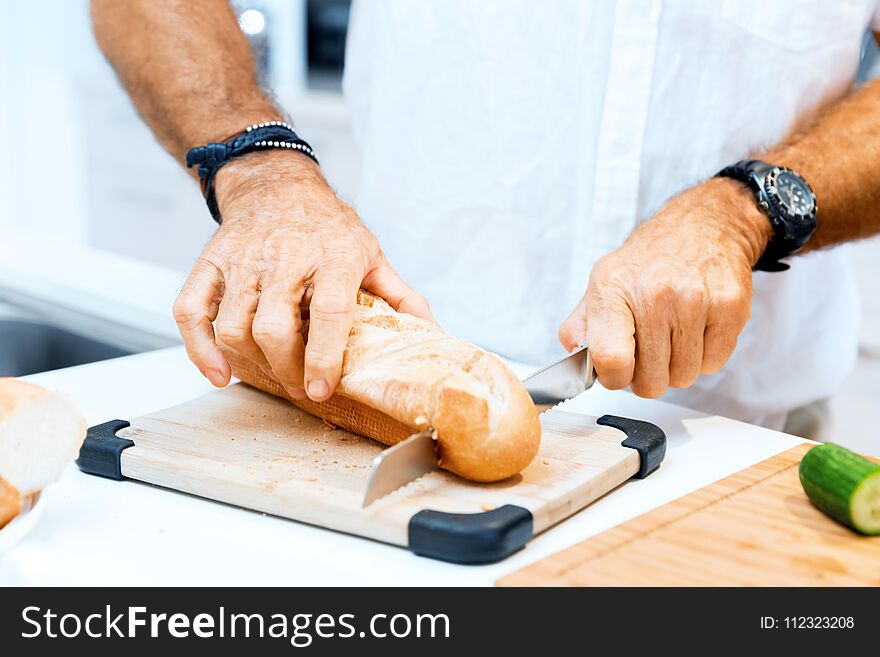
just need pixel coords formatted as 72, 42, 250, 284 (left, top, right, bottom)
0, 379, 88, 500
223, 291, 541, 482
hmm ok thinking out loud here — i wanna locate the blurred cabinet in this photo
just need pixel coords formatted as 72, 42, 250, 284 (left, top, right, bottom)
79, 77, 215, 272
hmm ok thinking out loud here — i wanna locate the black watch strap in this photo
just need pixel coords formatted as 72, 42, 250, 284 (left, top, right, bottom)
186, 121, 318, 224
716, 160, 800, 272
717, 159, 771, 191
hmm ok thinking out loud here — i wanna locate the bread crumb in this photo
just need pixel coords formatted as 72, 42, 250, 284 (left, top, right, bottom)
307, 476, 318, 482
481, 504, 495, 512
542, 459, 550, 465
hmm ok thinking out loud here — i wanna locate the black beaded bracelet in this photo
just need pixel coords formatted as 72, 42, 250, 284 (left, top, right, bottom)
185, 121, 319, 224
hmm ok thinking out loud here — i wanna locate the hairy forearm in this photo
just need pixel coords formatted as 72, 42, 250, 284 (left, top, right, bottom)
91, 0, 282, 171
760, 76, 880, 251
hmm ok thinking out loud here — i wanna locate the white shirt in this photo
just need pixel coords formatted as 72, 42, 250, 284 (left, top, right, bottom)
343, 0, 878, 428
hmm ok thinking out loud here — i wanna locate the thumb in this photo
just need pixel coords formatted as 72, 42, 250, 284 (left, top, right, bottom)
362, 260, 437, 323
558, 295, 588, 353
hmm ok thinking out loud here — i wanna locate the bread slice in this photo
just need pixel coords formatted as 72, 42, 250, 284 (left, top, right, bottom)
0, 379, 88, 497
0, 475, 21, 530
224, 291, 541, 482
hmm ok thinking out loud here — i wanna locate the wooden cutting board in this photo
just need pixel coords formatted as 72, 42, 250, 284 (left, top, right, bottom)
76, 383, 665, 564
498, 444, 880, 586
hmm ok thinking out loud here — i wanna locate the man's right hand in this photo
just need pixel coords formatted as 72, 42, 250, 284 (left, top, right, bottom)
172, 151, 434, 402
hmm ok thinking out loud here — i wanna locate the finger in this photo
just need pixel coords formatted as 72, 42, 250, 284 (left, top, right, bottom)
669, 321, 705, 388
630, 304, 671, 399
304, 264, 360, 401
252, 283, 307, 399
214, 271, 269, 371
363, 260, 436, 323
702, 322, 738, 374
702, 288, 750, 374
582, 292, 636, 391
669, 291, 707, 388
173, 259, 230, 387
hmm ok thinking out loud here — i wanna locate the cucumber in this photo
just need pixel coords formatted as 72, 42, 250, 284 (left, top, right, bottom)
799, 443, 880, 536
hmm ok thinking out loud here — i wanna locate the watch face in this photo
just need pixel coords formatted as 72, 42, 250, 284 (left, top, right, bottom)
774, 170, 814, 217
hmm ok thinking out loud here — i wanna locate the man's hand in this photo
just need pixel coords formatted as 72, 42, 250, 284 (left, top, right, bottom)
173, 151, 433, 402
91, 1, 432, 402
559, 178, 772, 398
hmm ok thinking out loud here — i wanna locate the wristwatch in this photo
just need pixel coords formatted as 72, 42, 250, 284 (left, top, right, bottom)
715, 159, 817, 272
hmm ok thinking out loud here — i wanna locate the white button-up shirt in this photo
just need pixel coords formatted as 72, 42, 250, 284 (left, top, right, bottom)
343, 0, 878, 427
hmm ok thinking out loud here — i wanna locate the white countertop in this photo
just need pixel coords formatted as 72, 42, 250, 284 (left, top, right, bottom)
0, 346, 804, 586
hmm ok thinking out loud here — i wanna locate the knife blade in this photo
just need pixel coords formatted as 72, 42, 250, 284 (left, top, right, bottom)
522, 345, 597, 405
362, 430, 437, 507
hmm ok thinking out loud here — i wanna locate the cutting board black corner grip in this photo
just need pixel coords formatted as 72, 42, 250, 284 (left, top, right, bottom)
76, 418, 135, 481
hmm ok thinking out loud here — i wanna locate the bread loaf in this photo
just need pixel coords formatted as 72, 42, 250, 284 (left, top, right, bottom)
0, 379, 88, 526
224, 291, 541, 482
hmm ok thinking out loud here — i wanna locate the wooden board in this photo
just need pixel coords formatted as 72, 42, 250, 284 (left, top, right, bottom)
105, 383, 645, 554
498, 444, 880, 586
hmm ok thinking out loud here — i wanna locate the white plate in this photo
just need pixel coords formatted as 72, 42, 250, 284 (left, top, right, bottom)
0, 492, 43, 556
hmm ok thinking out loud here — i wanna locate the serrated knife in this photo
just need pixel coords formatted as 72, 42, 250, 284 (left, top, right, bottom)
521, 344, 597, 405
362, 430, 437, 507
360, 345, 597, 507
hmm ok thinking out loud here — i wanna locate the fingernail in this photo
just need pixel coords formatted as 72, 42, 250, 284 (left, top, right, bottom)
203, 368, 224, 386
288, 387, 307, 400
307, 379, 329, 400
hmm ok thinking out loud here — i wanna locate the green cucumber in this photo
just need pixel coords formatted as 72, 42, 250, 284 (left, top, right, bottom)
799, 443, 880, 536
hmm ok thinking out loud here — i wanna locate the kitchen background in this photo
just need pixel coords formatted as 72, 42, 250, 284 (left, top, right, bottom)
0, 0, 877, 453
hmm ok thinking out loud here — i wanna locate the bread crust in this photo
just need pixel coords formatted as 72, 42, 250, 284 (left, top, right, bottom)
0, 475, 21, 530
224, 291, 540, 481
0, 378, 48, 421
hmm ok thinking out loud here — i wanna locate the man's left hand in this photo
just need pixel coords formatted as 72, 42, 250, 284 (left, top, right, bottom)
558, 178, 772, 398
